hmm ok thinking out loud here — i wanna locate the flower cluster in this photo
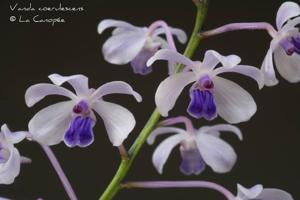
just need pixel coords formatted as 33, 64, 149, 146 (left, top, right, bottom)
1, 1, 298, 200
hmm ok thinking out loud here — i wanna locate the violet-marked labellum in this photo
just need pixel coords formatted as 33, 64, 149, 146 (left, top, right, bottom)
261, 1, 300, 86
25, 74, 142, 147
0, 124, 29, 184
98, 19, 187, 75
147, 49, 263, 124
235, 184, 294, 200
147, 124, 242, 175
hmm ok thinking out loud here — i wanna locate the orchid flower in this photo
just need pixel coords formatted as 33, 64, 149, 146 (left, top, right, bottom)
0, 124, 29, 184
235, 184, 293, 200
147, 122, 242, 175
25, 74, 142, 147
147, 49, 263, 124
262, 1, 300, 86
98, 19, 187, 75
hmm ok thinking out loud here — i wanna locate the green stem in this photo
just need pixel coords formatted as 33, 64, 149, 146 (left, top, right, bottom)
176, 0, 209, 72
99, 1, 209, 200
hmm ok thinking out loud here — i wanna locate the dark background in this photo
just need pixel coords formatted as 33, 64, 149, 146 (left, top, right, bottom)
1, 0, 300, 199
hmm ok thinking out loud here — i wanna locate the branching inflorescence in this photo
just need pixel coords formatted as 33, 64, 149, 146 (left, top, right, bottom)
1, 1, 299, 200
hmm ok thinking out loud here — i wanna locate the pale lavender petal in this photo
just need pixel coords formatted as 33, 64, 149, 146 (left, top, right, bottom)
0, 148, 21, 184
213, 76, 256, 124
274, 45, 300, 83
28, 101, 74, 145
97, 19, 137, 34
25, 83, 77, 107
0, 124, 26, 144
281, 17, 300, 32
258, 188, 294, 200
202, 50, 241, 70
91, 81, 142, 102
152, 133, 186, 174
276, 2, 300, 30
153, 27, 187, 43
92, 100, 135, 146
130, 48, 156, 75
48, 74, 89, 95
261, 44, 279, 86
147, 49, 195, 68
200, 124, 242, 140
237, 184, 263, 199
155, 72, 196, 117
196, 133, 237, 173
147, 127, 187, 145
102, 30, 146, 65
213, 65, 264, 89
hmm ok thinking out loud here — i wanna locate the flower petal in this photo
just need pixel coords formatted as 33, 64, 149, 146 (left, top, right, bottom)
153, 27, 187, 43
213, 65, 264, 89
92, 100, 135, 146
237, 184, 263, 199
91, 81, 142, 102
152, 133, 186, 174
258, 188, 294, 200
202, 50, 241, 70
261, 44, 279, 86
276, 2, 300, 30
281, 17, 300, 32
274, 45, 300, 83
1, 124, 27, 144
147, 127, 187, 145
213, 76, 257, 124
48, 74, 89, 96
25, 84, 77, 107
200, 124, 242, 140
102, 30, 146, 65
28, 101, 74, 145
196, 133, 237, 173
97, 19, 137, 34
0, 148, 21, 184
155, 72, 196, 117
147, 49, 195, 68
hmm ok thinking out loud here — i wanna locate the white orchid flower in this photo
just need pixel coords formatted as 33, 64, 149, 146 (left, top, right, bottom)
25, 74, 142, 147
98, 19, 187, 75
0, 124, 29, 184
235, 184, 293, 200
147, 124, 242, 175
262, 1, 300, 86
147, 49, 263, 124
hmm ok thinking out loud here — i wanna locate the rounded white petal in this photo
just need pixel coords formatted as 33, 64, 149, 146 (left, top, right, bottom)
147, 127, 187, 145
196, 133, 237, 173
155, 72, 196, 117
28, 101, 74, 145
1, 124, 26, 144
48, 74, 89, 96
91, 81, 142, 102
213, 76, 257, 124
25, 84, 77, 107
258, 188, 294, 200
147, 49, 195, 67
97, 19, 137, 34
281, 17, 300, 32
152, 133, 186, 174
102, 30, 146, 65
274, 46, 300, 83
276, 2, 300, 30
200, 124, 242, 140
92, 100, 135, 146
237, 184, 263, 199
202, 50, 241, 70
0, 148, 21, 184
213, 65, 264, 89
